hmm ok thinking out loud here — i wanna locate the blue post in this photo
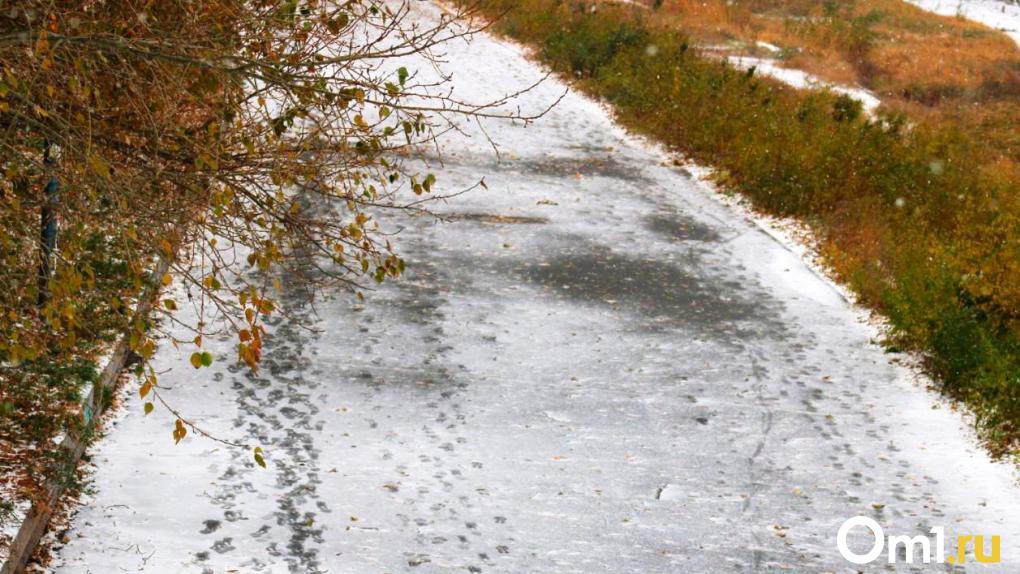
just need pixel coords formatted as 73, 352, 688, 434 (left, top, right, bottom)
37, 143, 59, 307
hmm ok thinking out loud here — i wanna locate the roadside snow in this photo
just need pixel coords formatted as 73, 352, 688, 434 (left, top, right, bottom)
0, 500, 29, 560
906, 0, 1020, 45
725, 55, 883, 115
0, 323, 122, 563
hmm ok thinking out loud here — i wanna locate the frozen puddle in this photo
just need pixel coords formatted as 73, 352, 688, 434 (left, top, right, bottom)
45, 2, 1020, 573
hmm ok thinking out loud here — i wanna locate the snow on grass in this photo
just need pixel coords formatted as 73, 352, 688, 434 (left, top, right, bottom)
724, 54, 883, 115
905, 0, 1020, 45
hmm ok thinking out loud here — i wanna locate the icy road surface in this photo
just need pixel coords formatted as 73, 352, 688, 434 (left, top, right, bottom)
50, 3, 1020, 573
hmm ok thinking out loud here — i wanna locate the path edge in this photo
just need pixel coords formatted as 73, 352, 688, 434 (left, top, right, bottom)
1, 256, 172, 574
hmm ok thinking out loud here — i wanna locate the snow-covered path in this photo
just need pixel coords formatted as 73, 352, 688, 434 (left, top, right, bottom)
48, 4, 1020, 573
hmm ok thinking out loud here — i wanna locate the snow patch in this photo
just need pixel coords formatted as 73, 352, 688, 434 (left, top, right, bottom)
906, 0, 1020, 45
724, 55, 882, 115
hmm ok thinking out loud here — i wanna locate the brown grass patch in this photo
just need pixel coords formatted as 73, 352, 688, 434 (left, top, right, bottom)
613, 0, 1020, 171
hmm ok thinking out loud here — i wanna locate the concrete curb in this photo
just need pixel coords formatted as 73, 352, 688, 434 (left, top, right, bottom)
1, 257, 172, 574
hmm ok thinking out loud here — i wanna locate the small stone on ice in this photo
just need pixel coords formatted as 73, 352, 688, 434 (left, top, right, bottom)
408, 555, 430, 567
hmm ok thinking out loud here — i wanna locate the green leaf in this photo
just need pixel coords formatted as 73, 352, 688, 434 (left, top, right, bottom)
190, 352, 203, 369
254, 446, 267, 468
200, 351, 213, 367
144, 402, 154, 415
326, 13, 349, 34
397, 67, 409, 86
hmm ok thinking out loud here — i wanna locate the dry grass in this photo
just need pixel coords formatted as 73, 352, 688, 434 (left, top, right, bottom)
620, 0, 1020, 168
647, 0, 1019, 90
